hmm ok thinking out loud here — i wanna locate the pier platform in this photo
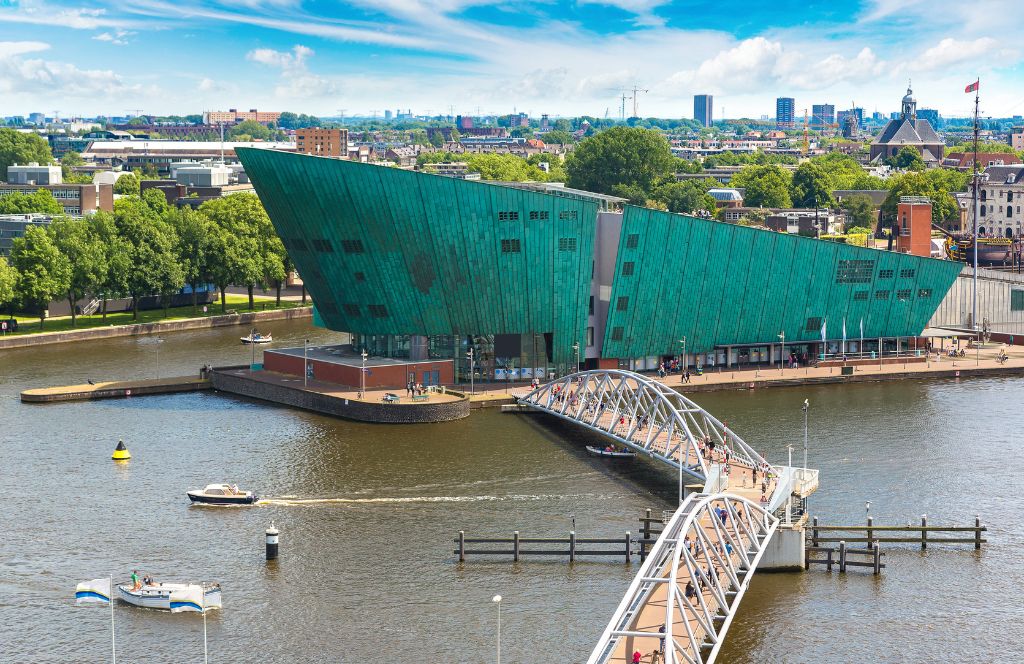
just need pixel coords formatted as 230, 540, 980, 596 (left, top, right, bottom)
21, 376, 210, 403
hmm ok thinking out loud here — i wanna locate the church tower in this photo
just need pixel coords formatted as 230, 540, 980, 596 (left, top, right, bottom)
901, 84, 917, 121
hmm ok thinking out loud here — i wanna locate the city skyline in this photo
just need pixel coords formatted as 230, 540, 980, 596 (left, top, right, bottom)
1, 0, 1023, 119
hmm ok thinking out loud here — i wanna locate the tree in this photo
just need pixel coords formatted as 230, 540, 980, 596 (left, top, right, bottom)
840, 194, 878, 231
0, 256, 17, 316
881, 172, 958, 223
61, 150, 83, 180
653, 181, 716, 215
278, 112, 299, 130
789, 161, 836, 208
543, 129, 573, 145
0, 128, 52, 177
0, 189, 64, 215
10, 225, 71, 328
730, 164, 793, 208
114, 172, 140, 195
48, 216, 107, 326
228, 120, 272, 141
200, 193, 271, 310
429, 131, 444, 148
86, 211, 131, 319
565, 127, 674, 199
885, 146, 926, 171
167, 207, 213, 311
112, 197, 183, 319
142, 187, 170, 214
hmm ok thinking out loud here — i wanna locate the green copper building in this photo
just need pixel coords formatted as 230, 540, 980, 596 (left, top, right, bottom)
238, 148, 961, 378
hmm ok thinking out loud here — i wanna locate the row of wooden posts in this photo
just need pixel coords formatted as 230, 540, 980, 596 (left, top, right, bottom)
808, 515, 987, 550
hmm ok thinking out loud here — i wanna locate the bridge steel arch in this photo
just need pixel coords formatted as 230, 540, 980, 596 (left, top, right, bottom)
587, 493, 779, 664
518, 370, 773, 484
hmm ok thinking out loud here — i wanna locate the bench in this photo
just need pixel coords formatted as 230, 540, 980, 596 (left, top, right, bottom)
411, 394, 429, 402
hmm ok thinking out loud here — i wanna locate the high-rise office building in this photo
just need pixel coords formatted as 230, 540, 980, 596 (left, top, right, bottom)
693, 94, 713, 127
776, 97, 795, 129
810, 104, 835, 130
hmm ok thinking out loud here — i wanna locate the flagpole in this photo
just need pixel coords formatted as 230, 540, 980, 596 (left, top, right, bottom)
972, 77, 980, 331
202, 587, 208, 664
110, 575, 116, 664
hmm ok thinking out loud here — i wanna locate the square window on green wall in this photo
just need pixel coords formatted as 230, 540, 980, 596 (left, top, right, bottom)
1012, 289, 1024, 311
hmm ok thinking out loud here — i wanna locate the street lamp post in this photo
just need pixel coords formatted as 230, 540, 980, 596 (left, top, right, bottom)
359, 349, 368, 399
492, 595, 502, 664
467, 348, 475, 395
802, 398, 809, 470
679, 337, 686, 373
303, 338, 310, 387
572, 341, 580, 373
778, 331, 785, 374
250, 327, 257, 368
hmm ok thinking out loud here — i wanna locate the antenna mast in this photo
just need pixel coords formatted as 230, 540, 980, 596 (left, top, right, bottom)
971, 78, 980, 330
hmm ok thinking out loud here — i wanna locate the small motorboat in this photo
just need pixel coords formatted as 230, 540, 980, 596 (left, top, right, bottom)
187, 483, 257, 505
117, 581, 222, 611
586, 445, 636, 459
240, 332, 272, 344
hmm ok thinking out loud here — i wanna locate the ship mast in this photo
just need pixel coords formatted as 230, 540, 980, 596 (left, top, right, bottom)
971, 80, 980, 331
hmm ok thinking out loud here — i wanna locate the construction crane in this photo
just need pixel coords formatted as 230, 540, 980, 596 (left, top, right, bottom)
604, 107, 610, 119
337, 109, 347, 124
629, 84, 649, 118
617, 92, 632, 122
125, 109, 144, 118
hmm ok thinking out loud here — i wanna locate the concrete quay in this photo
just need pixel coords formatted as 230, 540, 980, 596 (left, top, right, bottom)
209, 367, 470, 423
21, 376, 210, 403
0, 306, 312, 350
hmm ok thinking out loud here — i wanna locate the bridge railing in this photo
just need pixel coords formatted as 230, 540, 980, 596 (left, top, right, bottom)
587, 492, 779, 664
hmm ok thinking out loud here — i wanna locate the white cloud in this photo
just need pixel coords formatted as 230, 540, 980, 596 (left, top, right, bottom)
0, 40, 50, 58
913, 37, 999, 71
92, 30, 135, 45
0, 56, 145, 97
246, 44, 313, 71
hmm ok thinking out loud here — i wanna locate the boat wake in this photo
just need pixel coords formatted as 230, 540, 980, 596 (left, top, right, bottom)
255, 492, 623, 507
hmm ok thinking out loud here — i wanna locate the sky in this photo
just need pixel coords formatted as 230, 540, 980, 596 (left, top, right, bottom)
1, 0, 1023, 120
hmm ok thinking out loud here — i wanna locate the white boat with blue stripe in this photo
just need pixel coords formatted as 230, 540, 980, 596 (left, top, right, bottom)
117, 582, 222, 612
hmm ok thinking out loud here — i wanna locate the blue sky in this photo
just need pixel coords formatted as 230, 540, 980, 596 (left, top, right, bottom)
1, 0, 1022, 119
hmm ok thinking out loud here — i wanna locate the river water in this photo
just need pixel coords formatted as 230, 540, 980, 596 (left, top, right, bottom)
1, 321, 1020, 662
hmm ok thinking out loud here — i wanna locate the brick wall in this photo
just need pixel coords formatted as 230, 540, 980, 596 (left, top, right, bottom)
263, 350, 454, 389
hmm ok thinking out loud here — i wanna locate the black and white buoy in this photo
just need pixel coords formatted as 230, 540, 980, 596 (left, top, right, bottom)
265, 522, 279, 560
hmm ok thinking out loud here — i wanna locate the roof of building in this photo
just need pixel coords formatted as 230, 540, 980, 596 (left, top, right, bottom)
982, 164, 1024, 184
83, 141, 293, 153
707, 188, 742, 201
944, 152, 1023, 169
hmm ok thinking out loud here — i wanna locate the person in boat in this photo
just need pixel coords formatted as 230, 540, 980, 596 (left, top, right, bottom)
142, 574, 153, 586
130, 570, 141, 591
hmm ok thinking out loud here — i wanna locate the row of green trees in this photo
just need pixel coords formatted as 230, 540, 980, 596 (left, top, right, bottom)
0, 191, 286, 328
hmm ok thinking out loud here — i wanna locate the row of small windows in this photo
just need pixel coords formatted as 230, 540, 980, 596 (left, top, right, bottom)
340, 303, 389, 318
498, 210, 577, 221
500, 238, 577, 252
835, 259, 875, 284
979, 205, 1020, 217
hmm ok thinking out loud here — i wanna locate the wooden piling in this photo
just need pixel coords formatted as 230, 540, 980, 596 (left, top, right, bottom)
975, 516, 982, 550
812, 516, 819, 547
458, 530, 465, 562
921, 515, 927, 550
867, 516, 874, 550
873, 545, 881, 575
838, 541, 847, 573
513, 531, 520, 562
625, 531, 631, 563
826, 547, 833, 572
570, 531, 576, 562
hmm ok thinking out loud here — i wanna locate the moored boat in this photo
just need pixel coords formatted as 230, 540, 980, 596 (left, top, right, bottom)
117, 582, 222, 611
187, 483, 257, 505
586, 445, 636, 459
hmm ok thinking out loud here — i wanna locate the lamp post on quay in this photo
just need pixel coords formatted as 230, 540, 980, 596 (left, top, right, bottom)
492, 594, 503, 664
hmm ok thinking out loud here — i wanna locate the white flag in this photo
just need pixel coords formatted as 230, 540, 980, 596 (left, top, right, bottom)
76, 578, 111, 605
860, 318, 864, 336
169, 585, 205, 613
820, 318, 827, 343
842, 318, 847, 345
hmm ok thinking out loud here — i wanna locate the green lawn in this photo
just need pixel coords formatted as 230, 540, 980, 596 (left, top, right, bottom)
4, 294, 309, 336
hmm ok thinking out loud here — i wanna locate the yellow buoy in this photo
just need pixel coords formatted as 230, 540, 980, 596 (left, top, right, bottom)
112, 439, 131, 461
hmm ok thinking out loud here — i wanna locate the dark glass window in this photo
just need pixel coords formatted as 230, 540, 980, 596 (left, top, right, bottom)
368, 304, 388, 318
622, 261, 635, 276
342, 304, 361, 317
500, 239, 521, 253
617, 296, 629, 311
341, 239, 364, 254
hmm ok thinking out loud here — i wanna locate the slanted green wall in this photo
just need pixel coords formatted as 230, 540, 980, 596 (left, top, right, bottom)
237, 149, 596, 365
601, 206, 962, 358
